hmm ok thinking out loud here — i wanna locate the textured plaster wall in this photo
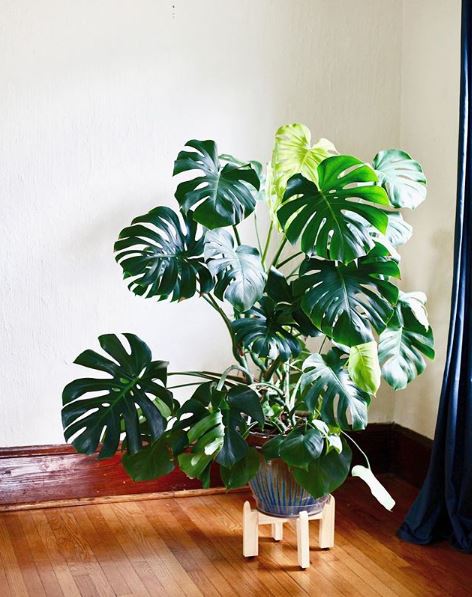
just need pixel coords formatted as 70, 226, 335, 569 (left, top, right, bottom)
394, 0, 461, 438
1, 0, 404, 445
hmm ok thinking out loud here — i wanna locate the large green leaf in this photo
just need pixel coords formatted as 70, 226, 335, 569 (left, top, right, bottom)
277, 155, 390, 263
279, 427, 324, 471
379, 292, 435, 390
114, 206, 213, 301
296, 250, 400, 346
232, 296, 302, 361
204, 229, 266, 312
62, 334, 172, 457
220, 447, 260, 489
268, 123, 336, 222
348, 341, 381, 395
291, 438, 352, 498
173, 140, 260, 228
301, 351, 371, 431
373, 149, 427, 209
122, 429, 188, 481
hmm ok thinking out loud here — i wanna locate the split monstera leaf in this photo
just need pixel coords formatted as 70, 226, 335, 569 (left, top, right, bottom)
61, 123, 435, 505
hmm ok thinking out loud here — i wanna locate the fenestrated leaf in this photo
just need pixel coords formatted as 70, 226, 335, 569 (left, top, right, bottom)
379, 292, 435, 390
373, 149, 427, 209
173, 139, 260, 228
178, 452, 213, 486
232, 296, 302, 362
268, 123, 336, 224
62, 334, 172, 458
220, 447, 260, 489
279, 427, 324, 471
295, 251, 400, 346
301, 351, 371, 431
227, 385, 264, 426
291, 438, 352, 498
215, 425, 248, 468
265, 268, 320, 337
204, 229, 266, 312
114, 206, 213, 302
348, 341, 381, 395
122, 429, 188, 481
277, 156, 390, 263
384, 212, 413, 247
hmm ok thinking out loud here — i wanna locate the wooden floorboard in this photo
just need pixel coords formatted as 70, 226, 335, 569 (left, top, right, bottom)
0, 476, 470, 596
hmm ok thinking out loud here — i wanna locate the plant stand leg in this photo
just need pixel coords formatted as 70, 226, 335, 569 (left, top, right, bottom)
272, 521, 284, 541
243, 501, 259, 557
319, 495, 335, 549
296, 511, 310, 569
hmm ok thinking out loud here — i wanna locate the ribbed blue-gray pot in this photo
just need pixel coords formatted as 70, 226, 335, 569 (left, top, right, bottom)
249, 456, 329, 518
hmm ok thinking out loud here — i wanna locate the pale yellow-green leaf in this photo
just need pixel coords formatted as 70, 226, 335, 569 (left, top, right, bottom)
268, 123, 337, 228
348, 341, 381, 395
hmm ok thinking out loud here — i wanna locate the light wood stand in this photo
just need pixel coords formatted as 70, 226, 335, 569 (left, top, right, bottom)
243, 495, 335, 569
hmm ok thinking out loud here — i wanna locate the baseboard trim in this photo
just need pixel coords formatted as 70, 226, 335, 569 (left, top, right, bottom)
0, 423, 432, 510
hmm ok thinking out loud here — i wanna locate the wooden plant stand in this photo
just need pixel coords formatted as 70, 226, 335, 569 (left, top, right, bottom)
243, 495, 335, 569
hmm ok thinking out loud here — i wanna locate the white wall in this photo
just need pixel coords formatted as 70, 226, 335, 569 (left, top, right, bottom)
394, 0, 461, 438
1, 0, 405, 446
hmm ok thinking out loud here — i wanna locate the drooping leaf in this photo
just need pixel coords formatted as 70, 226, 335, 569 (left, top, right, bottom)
215, 424, 248, 468
114, 207, 213, 301
379, 292, 435, 390
279, 427, 324, 471
178, 452, 213, 486
384, 212, 413, 247
232, 296, 302, 361
204, 229, 266, 312
268, 123, 336, 223
62, 334, 172, 457
265, 268, 320, 337
173, 139, 260, 228
348, 341, 381, 395
261, 435, 285, 461
122, 429, 188, 481
220, 447, 260, 489
373, 149, 427, 209
296, 252, 400, 346
277, 156, 390, 263
291, 438, 352, 498
301, 351, 371, 431
227, 385, 264, 426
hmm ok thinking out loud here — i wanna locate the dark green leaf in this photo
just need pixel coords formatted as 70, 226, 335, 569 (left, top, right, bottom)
277, 156, 390, 263
122, 430, 188, 481
296, 252, 400, 346
373, 149, 426, 209
62, 334, 171, 458
220, 447, 260, 489
279, 428, 324, 471
204, 229, 266, 312
227, 385, 264, 426
114, 206, 213, 302
232, 296, 302, 362
178, 452, 213, 483
216, 422, 248, 468
173, 140, 260, 228
261, 435, 285, 460
301, 351, 371, 431
291, 438, 352, 498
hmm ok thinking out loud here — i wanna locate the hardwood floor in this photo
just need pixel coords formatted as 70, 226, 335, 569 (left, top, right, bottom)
0, 476, 470, 596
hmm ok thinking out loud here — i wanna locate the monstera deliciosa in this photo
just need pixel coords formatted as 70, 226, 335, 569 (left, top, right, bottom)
61, 123, 434, 509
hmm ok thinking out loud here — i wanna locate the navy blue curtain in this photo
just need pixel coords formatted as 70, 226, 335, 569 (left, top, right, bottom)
397, 0, 472, 553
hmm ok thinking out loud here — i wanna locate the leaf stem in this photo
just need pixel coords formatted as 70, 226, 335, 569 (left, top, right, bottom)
270, 237, 288, 270
276, 251, 303, 269
261, 220, 274, 266
253, 211, 263, 255
203, 295, 247, 369
232, 225, 241, 246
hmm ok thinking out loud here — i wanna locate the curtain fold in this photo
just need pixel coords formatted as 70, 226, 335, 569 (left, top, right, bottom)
397, 0, 472, 553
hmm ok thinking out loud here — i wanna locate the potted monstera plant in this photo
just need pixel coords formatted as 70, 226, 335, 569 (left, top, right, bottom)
61, 123, 434, 517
